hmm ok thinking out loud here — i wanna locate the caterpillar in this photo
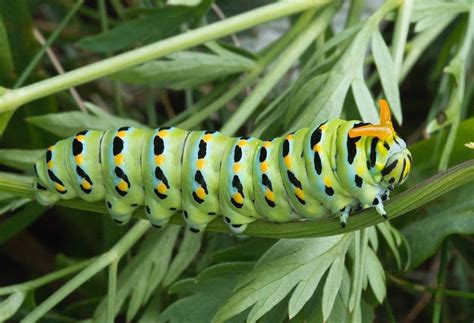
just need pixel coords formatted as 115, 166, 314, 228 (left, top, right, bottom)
33, 99, 412, 234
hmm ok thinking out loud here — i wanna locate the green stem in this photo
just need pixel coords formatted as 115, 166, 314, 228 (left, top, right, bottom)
345, 0, 365, 28
389, 275, 474, 300
1, 160, 472, 239
106, 260, 118, 323
432, 241, 449, 323
0, 1, 323, 113
220, 4, 336, 135
0, 259, 93, 296
390, 0, 413, 79
21, 220, 150, 322
13, 0, 84, 88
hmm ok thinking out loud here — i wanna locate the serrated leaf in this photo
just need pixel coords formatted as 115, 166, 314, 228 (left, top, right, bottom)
0, 291, 25, 321
371, 30, 402, 124
214, 234, 352, 322
77, 7, 195, 53
365, 247, 386, 303
402, 185, 474, 269
161, 262, 253, 323
162, 230, 202, 287
110, 51, 256, 89
26, 107, 144, 137
351, 68, 379, 123
321, 253, 345, 320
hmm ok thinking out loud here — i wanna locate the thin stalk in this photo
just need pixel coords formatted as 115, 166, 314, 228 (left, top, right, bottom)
22, 220, 151, 322
389, 275, 474, 300
0, 1, 324, 113
345, 0, 365, 28
432, 241, 449, 323
13, 0, 84, 88
175, 8, 320, 130
106, 260, 118, 323
220, 5, 337, 135
1, 160, 472, 239
0, 259, 93, 296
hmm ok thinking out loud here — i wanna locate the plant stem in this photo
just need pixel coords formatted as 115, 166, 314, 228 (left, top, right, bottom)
0, 259, 93, 295
22, 220, 151, 322
221, 4, 336, 135
389, 275, 474, 300
0, 1, 324, 113
1, 160, 472, 239
432, 241, 449, 323
106, 259, 118, 323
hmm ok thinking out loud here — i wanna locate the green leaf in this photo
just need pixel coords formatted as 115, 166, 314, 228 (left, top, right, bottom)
77, 7, 196, 53
213, 234, 352, 322
0, 149, 43, 171
167, 0, 202, 6
210, 238, 275, 263
0, 291, 25, 321
162, 230, 202, 287
351, 67, 379, 123
160, 262, 253, 323
365, 247, 386, 303
371, 30, 402, 124
26, 105, 143, 137
402, 185, 474, 269
110, 51, 256, 89
321, 253, 345, 320
376, 222, 403, 269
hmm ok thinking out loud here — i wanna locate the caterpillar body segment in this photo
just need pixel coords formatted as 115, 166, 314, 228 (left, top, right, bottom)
33, 100, 412, 233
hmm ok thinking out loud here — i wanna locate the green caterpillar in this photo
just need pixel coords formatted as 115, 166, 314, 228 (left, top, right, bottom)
33, 100, 412, 233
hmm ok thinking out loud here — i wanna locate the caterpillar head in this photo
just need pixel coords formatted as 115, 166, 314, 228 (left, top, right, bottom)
349, 99, 412, 188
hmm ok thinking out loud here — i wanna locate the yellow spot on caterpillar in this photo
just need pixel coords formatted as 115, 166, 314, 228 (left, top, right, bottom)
155, 155, 165, 165
286, 134, 293, 140
202, 133, 212, 142
356, 166, 364, 174
117, 131, 127, 138
114, 154, 124, 165
75, 154, 83, 165
158, 129, 168, 137
323, 176, 332, 187
76, 135, 85, 142
294, 187, 305, 201
157, 182, 167, 194
238, 140, 247, 147
195, 186, 206, 200
117, 180, 128, 192
265, 188, 274, 201
260, 161, 269, 172
81, 180, 92, 190
233, 192, 244, 204
196, 158, 205, 169
55, 183, 65, 192
233, 163, 241, 173
284, 155, 292, 168
263, 141, 271, 148
47, 161, 53, 169
320, 124, 327, 131
313, 144, 321, 152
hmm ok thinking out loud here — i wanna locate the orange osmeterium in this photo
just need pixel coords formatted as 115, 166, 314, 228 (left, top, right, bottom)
348, 99, 396, 140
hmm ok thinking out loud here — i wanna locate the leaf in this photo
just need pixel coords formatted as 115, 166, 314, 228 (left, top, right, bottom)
213, 234, 352, 322
402, 185, 474, 269
0, 149, 43, 171
26, 106, 144, 137
77, 6, 196, 53
371, 30, 402, 124
0, 291, 25, 321
94, 227, 180, 322
351, 67, 379, 123
167, 0, 202, 6
321, 253, 345, 320
160, 262, 253, 323
210, 238, 275, 263
364, 247, 386, 303
162, 230, 202, 287
110, 51, 256, 89
0, 203, 45, 245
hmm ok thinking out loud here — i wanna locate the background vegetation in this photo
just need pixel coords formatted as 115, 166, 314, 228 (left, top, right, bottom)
0, 0, 472, 322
